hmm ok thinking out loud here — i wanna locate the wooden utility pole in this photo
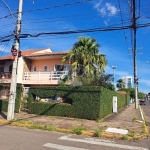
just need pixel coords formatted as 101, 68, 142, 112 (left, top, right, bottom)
133, 0, 138, 109
7, 0, 24, 120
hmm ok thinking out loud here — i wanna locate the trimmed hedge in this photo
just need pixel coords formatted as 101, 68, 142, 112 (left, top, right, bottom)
28, 86, 101, 120
0, 85, 22, 113
28, 86, 128, 120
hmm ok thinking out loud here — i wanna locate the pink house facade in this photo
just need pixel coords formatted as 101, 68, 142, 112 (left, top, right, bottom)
0, 48, 70, 97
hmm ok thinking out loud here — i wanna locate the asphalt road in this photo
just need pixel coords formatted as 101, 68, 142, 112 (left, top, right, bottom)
0, 124, 150, 150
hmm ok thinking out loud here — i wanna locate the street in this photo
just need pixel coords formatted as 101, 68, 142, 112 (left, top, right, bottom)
0, 114, 150, 150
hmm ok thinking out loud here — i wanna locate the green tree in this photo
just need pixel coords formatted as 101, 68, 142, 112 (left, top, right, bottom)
118, 88, 145, 99
138, 92, 145, 99
116, 79, 125, 90
62, 36, 107, 78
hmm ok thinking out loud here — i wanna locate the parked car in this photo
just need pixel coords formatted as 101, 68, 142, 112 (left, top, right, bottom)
139, 99, 146, 105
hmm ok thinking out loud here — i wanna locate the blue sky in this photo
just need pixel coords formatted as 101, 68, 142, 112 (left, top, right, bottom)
0, 0, 150, 93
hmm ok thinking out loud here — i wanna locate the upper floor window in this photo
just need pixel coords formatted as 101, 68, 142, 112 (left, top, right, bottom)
33, 66, 36, 71
44, 66, 47, 71
9, 65, 12, 72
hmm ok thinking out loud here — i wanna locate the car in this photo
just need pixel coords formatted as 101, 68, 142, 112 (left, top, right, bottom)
139, 100, 146, 105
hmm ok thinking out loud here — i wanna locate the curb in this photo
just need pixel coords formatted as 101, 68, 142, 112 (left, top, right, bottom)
0, 119, 148, 140
139, 105, 149, 135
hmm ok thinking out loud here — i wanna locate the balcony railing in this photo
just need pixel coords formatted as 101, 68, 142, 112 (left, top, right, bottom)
23, 71, 69, 84
0, 72, 12, 79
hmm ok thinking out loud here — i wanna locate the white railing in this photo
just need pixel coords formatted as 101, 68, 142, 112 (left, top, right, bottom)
24, 71, 69, 83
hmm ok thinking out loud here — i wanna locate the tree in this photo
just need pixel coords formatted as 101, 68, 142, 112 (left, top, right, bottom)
118, 88, 145, 99
62, 36, 107, 78
116, 79, 125, 90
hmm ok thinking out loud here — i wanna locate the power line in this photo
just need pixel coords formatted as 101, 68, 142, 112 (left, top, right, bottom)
0, 0, 92, 20
1, 22, 150, 42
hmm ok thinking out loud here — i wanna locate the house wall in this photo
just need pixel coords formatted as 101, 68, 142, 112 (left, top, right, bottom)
31, 58, 63, 71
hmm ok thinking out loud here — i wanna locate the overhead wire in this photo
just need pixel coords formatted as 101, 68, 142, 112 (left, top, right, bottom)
0, 0, 92, 20
118, 0, 133, 69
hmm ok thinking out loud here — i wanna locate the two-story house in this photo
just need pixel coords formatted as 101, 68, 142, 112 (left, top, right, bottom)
0, 48, 70, 98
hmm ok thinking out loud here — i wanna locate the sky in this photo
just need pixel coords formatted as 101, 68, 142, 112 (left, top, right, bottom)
0, 0, 150, 93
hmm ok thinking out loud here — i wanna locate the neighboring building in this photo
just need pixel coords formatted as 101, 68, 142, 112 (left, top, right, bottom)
0, 48, 70, 98
122, 76, 132, 88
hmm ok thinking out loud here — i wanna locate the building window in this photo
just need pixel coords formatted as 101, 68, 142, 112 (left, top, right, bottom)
9, 65, 12, 72
33, 66, 36, 71
55, 65, 64, 71
44, 66, 47, 71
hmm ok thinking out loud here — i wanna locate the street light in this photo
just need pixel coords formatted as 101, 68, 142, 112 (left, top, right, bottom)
112, 66, 117, 88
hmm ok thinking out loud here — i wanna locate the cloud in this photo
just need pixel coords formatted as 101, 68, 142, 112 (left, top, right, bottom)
94, 0, 103, 9
94, 2, 118, 17
104, 19, 109, 26
106, 3, 118, 16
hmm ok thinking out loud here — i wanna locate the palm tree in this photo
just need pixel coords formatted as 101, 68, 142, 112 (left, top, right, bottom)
62, 36, 107, 78
116, 79, 125, 89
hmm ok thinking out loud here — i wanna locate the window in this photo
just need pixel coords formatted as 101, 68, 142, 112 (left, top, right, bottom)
9, 65, 12, 72
44, 66, 47, 71
33, 66, 36, 71
55, 65, 64, 71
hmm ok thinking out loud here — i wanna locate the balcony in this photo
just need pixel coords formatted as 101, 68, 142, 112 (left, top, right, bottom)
0, 72, 12, 84
23, 71, 69, 85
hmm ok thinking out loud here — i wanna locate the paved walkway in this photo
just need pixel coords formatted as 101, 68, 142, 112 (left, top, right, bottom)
0, 102, 148, 140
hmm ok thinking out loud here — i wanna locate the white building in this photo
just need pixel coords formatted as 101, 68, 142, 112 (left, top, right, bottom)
122, 76, 132, 88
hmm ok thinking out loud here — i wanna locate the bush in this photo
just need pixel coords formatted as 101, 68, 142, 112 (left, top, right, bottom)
28, 86, 128, 120
0, 85, 22, 113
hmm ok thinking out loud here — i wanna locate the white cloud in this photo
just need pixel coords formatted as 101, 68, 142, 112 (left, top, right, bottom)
94, 2, 118, 17
104, 19, 109, 26
106, 3, 118, 16
94, 0, 103, 9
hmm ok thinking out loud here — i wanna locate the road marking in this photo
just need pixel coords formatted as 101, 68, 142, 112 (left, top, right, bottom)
84, 138, 116, 143
105, 127, 128, 135
59, 136, 149, 150
43, 143, 90, 150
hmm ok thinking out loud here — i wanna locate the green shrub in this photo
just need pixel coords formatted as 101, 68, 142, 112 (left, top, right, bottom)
28, 86, 128, 120
0, 85, 22, 113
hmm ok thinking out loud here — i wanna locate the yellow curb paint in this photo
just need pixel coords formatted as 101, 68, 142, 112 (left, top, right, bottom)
55, 128, 73, 133
81, 131, 95, 136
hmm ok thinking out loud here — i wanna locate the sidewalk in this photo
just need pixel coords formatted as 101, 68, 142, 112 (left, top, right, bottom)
0, 103, 148, 139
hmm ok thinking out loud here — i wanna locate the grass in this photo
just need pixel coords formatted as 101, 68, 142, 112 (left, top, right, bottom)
96, 119, 104, 123
93, 129, 102, 137
72, 125, 87, 135
128, 130, 135, 137
132, 117, 138, 122
121, 135, 128, 140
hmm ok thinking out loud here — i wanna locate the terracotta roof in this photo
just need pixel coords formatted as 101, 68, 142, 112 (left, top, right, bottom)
24, 51, 69, 57
0, 48, 69, 60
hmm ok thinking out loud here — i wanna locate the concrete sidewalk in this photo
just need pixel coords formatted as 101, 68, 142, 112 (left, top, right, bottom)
0, 103, 148, 139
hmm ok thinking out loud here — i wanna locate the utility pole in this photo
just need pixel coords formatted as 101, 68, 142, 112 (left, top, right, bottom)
112, 66, 117, 88
7, 0, 23, 120
132, 0, 138, 109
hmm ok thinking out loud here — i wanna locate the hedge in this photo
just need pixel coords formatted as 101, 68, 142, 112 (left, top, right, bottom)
0, 85, 22, 113
28, 86, 128, 120
28, 86, 101, 120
